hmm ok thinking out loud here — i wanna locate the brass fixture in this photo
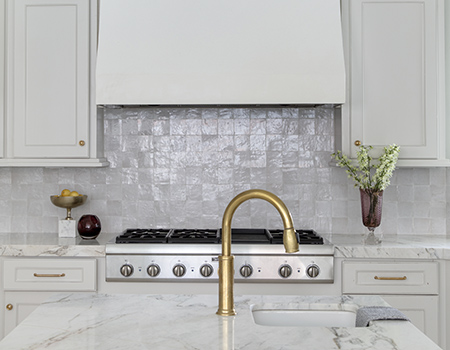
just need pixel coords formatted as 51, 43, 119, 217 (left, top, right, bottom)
79, 140, 86, 146
374, 276, 407, 281
216, 189, 299, 316
354, 140, 361, 146
6, 304, 12, 311
33, 273, 66, 278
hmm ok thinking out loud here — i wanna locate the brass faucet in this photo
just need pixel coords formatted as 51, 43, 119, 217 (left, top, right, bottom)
216, 189, 299, 316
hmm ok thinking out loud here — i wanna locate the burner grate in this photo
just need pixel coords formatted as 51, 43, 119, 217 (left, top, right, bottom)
115, 229, 171, 243
221, 228, 272, 244
269, 229, 324, 245
168, 229, 220, 243
115, 228, 324, 245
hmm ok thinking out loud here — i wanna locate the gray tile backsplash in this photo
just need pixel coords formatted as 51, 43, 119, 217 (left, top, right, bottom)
0, 106, 447, 236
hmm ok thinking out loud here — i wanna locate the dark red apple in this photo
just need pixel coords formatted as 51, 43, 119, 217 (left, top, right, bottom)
77, 214, 101, 239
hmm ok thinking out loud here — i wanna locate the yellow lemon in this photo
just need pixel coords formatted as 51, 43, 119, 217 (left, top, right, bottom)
69, 191, 80, 197
61, 189, 71, 197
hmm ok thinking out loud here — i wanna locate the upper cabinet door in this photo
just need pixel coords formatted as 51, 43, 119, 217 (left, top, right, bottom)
341, 0, 447, 165
0, 0, 5, 159
7, 0, 89, 158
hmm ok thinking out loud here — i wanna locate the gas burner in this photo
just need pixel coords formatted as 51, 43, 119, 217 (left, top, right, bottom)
168, 229, 220, 243
222, 228, 272, 244
115, 229, 171, 243
269, 229, 324, 245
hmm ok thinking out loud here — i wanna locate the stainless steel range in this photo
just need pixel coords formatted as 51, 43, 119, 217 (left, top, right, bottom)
106, 228, 334, 283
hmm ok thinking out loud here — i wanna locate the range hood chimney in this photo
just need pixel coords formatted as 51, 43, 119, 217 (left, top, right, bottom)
96, 0, 345, 106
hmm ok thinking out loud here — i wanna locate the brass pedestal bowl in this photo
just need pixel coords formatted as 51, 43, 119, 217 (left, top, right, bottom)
50, 195, 87, 220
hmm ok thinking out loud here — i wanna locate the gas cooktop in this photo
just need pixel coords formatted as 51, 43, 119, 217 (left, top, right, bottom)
115, 228, 325, 245
106, 228, 334, 283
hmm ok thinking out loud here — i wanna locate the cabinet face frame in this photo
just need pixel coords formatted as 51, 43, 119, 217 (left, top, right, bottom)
341, 0, 447, 165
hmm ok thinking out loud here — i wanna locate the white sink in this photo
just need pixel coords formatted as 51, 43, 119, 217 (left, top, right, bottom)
251, 307, 357, 327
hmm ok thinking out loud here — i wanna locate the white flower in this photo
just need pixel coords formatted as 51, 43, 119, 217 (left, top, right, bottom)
331, 144, 400, 191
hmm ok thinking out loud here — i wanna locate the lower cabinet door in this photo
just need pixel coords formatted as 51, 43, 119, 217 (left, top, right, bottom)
382, 295, 439, 346
4, 291, 54, 336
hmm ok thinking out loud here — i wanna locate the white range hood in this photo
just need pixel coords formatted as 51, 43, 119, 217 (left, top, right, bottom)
96, 0, 345, 105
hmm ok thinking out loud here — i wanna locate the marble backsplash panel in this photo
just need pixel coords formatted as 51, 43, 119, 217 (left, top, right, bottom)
0, 106, 447, 236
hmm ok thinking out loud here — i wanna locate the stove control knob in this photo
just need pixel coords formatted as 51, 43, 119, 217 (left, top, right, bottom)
173, 264, 186, 277
240, 264, 253, 278
307, 264, 320, 278
147, 264, 160, 277
120, 264, 134, 277
279, 264, 292, 278
200, 264, 214, 277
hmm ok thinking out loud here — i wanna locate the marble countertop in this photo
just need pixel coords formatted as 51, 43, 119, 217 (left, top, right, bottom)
0, 232, 116, 257
0, 232, 449, 259
327, 234, 450, 260
0, 293, 441, 350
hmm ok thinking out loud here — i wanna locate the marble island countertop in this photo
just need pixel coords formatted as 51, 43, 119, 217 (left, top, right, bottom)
0, 293, 441, 350
0, 232, 449, 259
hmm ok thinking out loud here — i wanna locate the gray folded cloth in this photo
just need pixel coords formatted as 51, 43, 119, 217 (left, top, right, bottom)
356, 306, 410, 327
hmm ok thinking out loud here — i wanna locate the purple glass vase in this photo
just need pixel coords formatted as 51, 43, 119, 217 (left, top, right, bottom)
77, 214, 101, 240
360, 189, 383, 244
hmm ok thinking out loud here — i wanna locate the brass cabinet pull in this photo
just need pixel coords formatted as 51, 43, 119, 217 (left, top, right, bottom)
374, 276, 407, 281
354, 140, 361, 146
33, 273, 66, 278
6, 304, 13, 311
79, 140, 85, 146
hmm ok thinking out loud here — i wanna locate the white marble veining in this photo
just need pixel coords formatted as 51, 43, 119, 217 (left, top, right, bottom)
0, 293, 441, 350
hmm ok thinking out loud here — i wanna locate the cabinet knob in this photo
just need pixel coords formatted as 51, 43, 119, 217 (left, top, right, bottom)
354, 140, 361, 147
6, 304, 13, 311
79, 140, 86, 146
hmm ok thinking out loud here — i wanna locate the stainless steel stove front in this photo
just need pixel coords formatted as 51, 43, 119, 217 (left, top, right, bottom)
105, 243, 334, 283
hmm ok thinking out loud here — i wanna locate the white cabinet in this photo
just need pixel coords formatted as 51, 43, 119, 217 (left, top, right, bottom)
446, 260, 450, 350
4, 292, 54, 336
340, 0, 449, 166
342, 260, 441, 346
381, 295, 439, 339
2, 258, 97, 336
0, 0, 4, 159
3, 0, 108, 167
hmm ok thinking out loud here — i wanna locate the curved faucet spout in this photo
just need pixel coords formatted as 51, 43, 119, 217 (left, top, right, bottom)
216, 189, 299, 316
